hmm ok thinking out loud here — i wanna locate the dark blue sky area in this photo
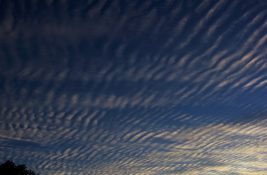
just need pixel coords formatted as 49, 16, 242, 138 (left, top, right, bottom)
0, 0, 266, 174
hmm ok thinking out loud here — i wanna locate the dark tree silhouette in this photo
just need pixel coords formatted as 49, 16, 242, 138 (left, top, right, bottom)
0, 160, 36, 175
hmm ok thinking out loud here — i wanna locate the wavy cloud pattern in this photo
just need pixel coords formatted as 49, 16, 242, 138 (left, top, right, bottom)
0, 0, 266, 174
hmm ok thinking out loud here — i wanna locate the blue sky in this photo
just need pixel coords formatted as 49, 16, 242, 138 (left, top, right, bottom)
0, 0, 267, 174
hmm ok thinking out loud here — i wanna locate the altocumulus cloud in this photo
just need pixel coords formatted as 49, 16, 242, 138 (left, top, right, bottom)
0, 0, 266, 174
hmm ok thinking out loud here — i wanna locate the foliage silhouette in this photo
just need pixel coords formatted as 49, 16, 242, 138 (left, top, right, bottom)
0, 160, 36, 175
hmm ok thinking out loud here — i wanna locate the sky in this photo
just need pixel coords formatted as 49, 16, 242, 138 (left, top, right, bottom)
0, 0, 266, 174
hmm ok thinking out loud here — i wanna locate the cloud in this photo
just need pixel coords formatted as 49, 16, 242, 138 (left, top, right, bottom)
0, 0, 266, 174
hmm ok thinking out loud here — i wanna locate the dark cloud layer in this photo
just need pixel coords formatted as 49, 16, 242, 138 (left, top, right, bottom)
0, 0, 266, 174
